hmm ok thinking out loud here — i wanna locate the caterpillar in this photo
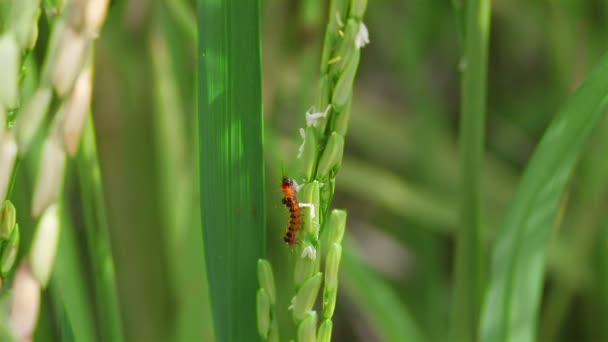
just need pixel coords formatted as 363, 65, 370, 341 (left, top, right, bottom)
281, 177, 301, 246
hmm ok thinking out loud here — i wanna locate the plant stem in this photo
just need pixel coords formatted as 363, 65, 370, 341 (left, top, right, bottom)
450, 0, 491, 341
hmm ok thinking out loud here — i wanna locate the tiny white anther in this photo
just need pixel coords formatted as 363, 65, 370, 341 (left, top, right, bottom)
306, 105, 331, 127
301, 246, 317, 260
299, 202, 315, 218
355, 22, 370, 49
297, 127, 306, 159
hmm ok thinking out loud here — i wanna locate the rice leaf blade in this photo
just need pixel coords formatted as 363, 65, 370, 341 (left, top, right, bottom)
198, 0, 265, 341
479, 51, 608, 342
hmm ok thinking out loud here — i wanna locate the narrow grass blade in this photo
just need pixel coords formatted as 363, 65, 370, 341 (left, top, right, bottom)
341, 242, 426, 342
479, 51, 608, 342
450, 0, 491, 340
76, 117, 124, 342
150, 4, 214, 340
166, 0, 197, 44
198, 0, 265, 341
51, 199, 96, 342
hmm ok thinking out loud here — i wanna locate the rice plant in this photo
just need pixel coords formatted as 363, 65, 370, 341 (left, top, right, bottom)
1, 0, 608, 341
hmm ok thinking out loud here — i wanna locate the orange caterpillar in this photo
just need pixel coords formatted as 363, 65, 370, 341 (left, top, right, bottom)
281, 177, 301, 246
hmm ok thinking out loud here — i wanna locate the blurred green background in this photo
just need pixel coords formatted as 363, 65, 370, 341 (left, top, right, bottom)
25, 0, 608, 341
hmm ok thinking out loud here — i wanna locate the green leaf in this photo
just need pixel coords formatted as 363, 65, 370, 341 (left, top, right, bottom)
256, 288, 271, 338
316, 319, 332, 342
297, 311, 318, 342
342, 243, 426, 342
292, 273, 323, 321
150, 4, 214, 340
198, 0, 265, 341
479, 51, 608, 342
258, 259, 277, 305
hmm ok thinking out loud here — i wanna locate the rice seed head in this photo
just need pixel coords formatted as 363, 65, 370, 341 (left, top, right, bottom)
325, 243, 342, 290
1, 223, 20, 277
62, 66, 92, 156
326, 210, 347, 246
0, 133, 19, 203
294, 245, 316, 289
0, 200, 17, 240
330, 19, 358, 74
84, 0, 110, 37
16, 86, 53, 155
317, 319, 333, 342
297, 311, 318, 342
320, 0, 349, 71
331, 50, 360, 112
257, 259, 277, 305
0, 105, 6, 138
268, 322, 280, 342
297, 182, 320, 236
29, 204, 60, 287
334, 94, 352, 136
31, 133, 67, 218
350, 0, 368, 19
256, 288, 271, 338
69, 0, 110, 37
68, 0, 88, 32
316, 132, 344, 179
292, 272, 323, 321
51, 25, 90, 96
9, 262, 40, 340
322, 288, 337, 319
9, 0, 41, 49
330, 0, 349, 28
0, 34, 20, 109
316, 75, 331, 116
300, 127, 318, 182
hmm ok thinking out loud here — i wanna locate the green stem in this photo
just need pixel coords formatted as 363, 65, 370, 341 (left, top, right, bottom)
450, 0, 491, 341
